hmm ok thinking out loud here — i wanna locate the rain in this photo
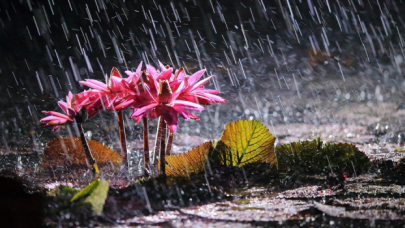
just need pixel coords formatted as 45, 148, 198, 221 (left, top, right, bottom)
1, 0, 405, 227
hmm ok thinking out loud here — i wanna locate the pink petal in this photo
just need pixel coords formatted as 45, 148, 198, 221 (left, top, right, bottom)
124, 70, 137, 83
52, 126, 61, 132
67, 92, 74, 106
147, 65, 158, 78
187, 69, 206, 86
194, 93, 227, 103
136, 61, 143, 75
42, 111, 72, 120
134, 115, 143, 122
172, 100, 204, 111
110, 67, 122, 78
40, 116, 67, 122
109, 76, 123, 92
193, 88, 220, 94
149, 109, 158, 119
176, 70, 185, 81
171, 106, 199, 120
131, 103, 159, 118
160, 107, 179, 133
143, 83, 158, 103
114, 98, 135, 110
157, 68, 173, 81
191, 75, 214, 90
66, 107, 77, 118
159, 61, 166, 72
171, 81, 185, 100
58, 101, 68, 114
80, 80, 109, 93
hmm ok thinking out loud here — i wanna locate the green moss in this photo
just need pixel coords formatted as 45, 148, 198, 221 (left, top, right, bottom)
47, 185, 79, 198
275, 137, 370, 176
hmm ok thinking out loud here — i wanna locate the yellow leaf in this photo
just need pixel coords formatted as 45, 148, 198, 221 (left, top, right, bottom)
216, 120, 276, 167
165, 142, 213, 177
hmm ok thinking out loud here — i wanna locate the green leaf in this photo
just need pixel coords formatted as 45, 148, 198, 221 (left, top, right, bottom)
214, 120, 277, 167
275, 137, 371, 176
71, 180, 109, 215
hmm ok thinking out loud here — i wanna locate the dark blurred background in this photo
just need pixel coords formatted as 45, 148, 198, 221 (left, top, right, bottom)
1, 0, 405, 153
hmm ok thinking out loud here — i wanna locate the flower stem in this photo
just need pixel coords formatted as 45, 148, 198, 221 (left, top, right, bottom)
153, 117, 164, 168
77, 123, 99, 179
117, 110, 128, 175
159, 121, 167, 176
142, 116, 149, 176
166, 133, 174, 156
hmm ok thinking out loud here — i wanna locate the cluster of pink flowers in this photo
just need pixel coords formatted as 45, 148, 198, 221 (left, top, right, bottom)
40, 62, 226, 133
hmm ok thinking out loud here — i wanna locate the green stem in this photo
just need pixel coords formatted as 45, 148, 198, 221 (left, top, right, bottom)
117, 110, 128, 175
153, 117, 164, 168
77, 123, 99, 179
166, 132, 174, 156
159, 121, 167, 176
142, 116, 149, 176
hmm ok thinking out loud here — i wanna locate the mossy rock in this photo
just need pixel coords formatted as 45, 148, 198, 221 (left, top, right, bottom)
275, 138, 371, 176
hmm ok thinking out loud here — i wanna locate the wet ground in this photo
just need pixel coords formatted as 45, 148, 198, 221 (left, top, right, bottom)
2, 105, 405, 227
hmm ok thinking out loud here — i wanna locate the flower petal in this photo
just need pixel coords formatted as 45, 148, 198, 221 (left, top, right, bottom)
58, 101, 68, 114
171, 106, 200, 120
172, 100, 204, 111
42, 111, 72, 120
160, 107, 179, 133
157, 68, 172, 81
80, 79, 109, 93
52, 126, 61, 132
147, 65, 158, 78
187, 69, 206, 86
136, 61, 143, 75
131, 103, 159, 118
191, 75, 214, 90
40, 116, 67, 122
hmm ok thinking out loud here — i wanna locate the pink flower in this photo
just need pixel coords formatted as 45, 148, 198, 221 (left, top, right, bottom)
179, 69, 227, 105
131, 80, 204, 133
40, 92, 82, 132
79, 67, 131, 112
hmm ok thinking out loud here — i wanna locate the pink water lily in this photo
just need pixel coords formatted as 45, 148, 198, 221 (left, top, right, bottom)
40, 92, 81, 132
131, 80, 203, 133
40, 62, 227, 177
79, 67, 131, 112
179, 69, 227, 105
